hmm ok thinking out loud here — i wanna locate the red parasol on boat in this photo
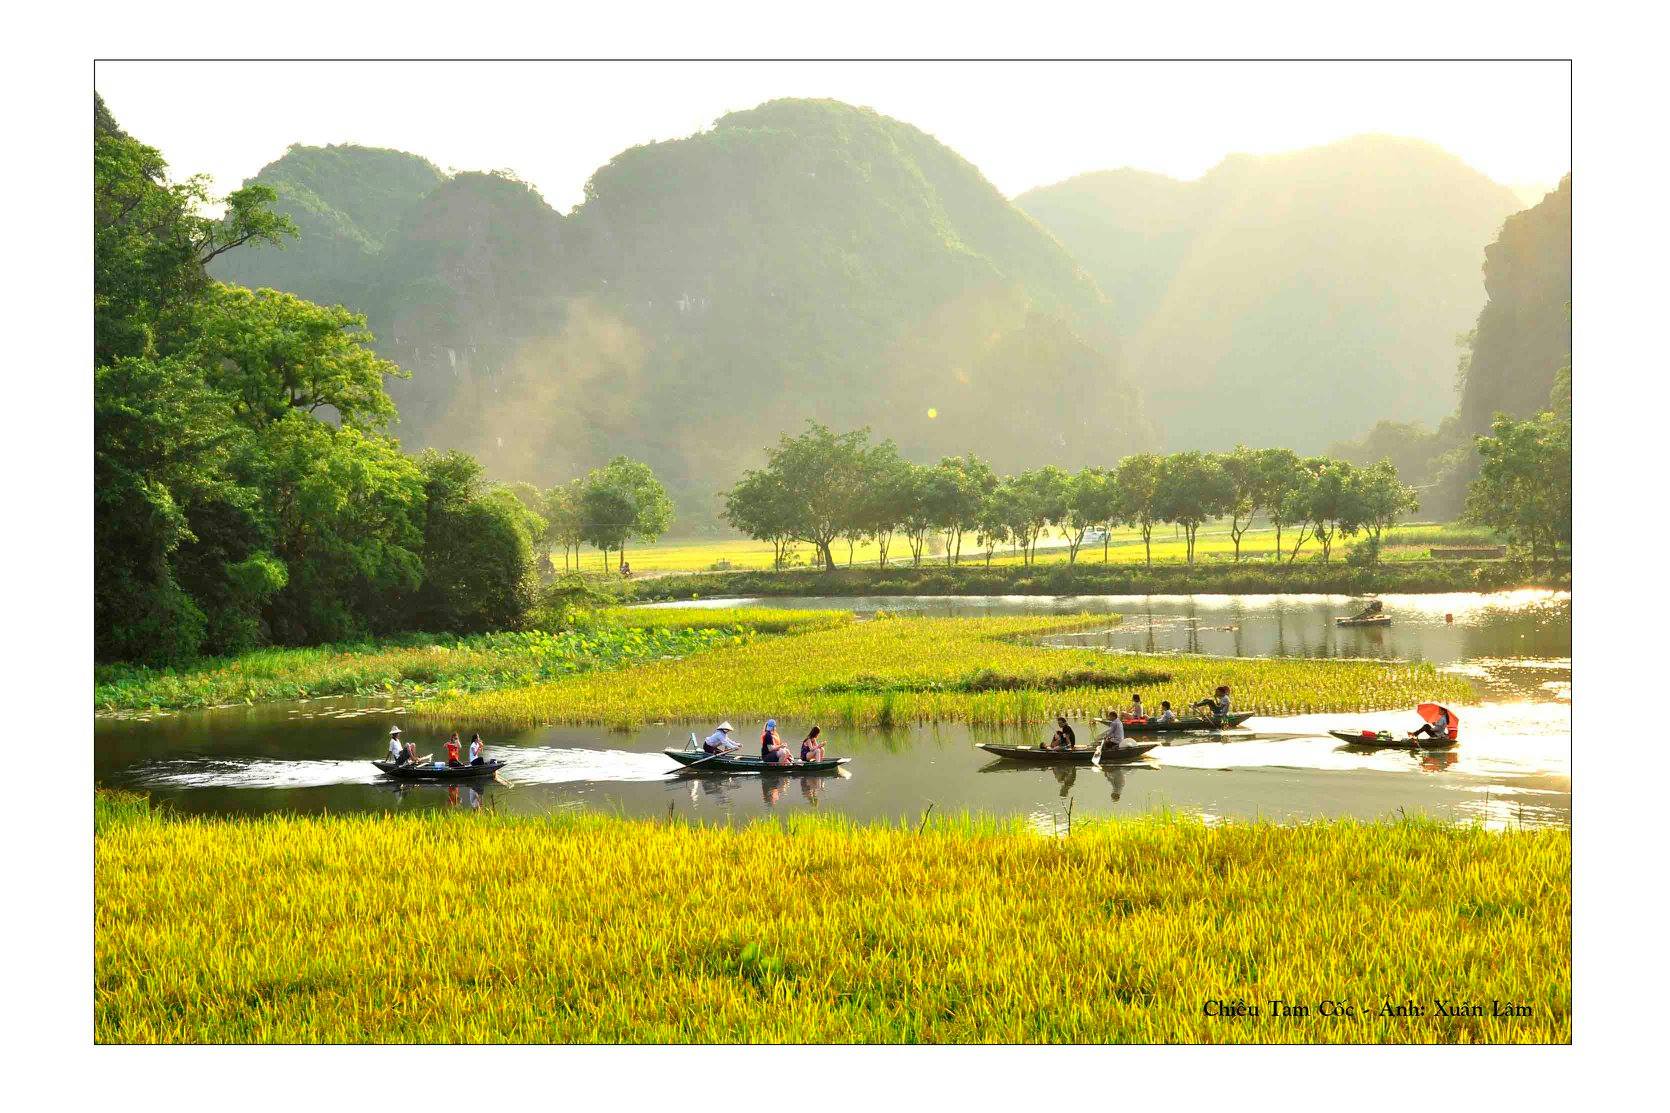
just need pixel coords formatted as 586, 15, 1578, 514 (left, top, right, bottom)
1417, 702, 1459, 739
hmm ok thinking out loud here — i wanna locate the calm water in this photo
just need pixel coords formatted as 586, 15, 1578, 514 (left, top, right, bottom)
96, 592, 1571, 830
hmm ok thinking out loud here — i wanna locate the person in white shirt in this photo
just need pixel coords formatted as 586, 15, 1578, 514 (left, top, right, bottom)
1095, 709, 1127, 759
468, 733, 486, 766
703, 722, 740, 754
387, 726, 407, 765
1154, 701, 1177, 724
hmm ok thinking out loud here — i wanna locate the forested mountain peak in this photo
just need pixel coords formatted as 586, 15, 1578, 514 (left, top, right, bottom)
215, 98, 1151, 522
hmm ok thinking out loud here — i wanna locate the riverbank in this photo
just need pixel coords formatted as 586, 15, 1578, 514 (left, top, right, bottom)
420, 613, 1475, 729
95, 608, 850, 713
631, 559, 1571, 602
94, 794, 1569, 1043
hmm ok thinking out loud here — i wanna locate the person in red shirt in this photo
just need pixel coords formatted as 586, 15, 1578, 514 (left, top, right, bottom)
445, 732, 463, 767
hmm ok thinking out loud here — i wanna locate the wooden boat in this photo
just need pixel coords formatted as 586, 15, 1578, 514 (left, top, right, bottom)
977, 742, 1159, 764
1112, 712, 1253, 733
373, 759, 506, 780
1328, 729, 1457, 750
1335, 615, 1392, 627
663, 749, 851, 774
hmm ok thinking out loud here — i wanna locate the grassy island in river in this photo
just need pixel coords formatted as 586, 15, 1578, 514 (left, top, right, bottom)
420, 612, 1475, 728
94, 795, 1570, 1044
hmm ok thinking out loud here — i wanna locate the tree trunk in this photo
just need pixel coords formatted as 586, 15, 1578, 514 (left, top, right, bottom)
1143, 524, 1152, 567
819, 539, 835, 570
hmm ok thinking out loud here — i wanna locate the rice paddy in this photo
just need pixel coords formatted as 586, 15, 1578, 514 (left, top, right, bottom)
420, 613, 1476, 729
93, 795, 1570, 1043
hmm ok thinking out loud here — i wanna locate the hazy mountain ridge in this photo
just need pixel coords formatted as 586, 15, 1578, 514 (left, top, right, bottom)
1017, 135, 1525, 452
214, 99, 1155, 522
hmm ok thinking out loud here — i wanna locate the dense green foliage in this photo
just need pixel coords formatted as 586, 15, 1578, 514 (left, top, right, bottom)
95, 606, 845, 712
1466, 410, 1572, 563
93, 99, 551, 662
1016, 136, 1524, 451
723, 427, 1419, 571
211, 99, 1153, 524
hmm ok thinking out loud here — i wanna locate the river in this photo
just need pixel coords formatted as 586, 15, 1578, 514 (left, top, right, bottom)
95, 591, 1571, 830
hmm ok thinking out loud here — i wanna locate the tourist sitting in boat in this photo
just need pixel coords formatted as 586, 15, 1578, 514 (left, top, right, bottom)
1409, 705, 1456, 741
1047, 715, 1077, 750
767, 733, 797, 765
1128, 693, 1145, 720
761, 719, 783, 761
468, 733, 486, 766
1191, 686, 1232, 722
1154, 700, 1177, 724
388, 726, 409, 765
445, 732, 463, 767
702, 722, 739, 755
800, 725, 824, 762
1347, 599, 1385, 621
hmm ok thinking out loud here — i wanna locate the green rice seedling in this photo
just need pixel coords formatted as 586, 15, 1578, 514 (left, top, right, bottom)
94, 801, 1570, 1044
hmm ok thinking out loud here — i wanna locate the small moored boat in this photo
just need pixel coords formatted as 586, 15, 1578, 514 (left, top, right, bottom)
977, 742, 1159, 763
1336, 615, 1392, 627
1328, 729, 1456, 750
664, 749, 850, 774
373, 759, 506, 780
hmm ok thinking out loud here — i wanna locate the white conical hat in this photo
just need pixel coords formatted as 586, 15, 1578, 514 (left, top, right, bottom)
716, 721, 733, 731
390, 725, 402, 736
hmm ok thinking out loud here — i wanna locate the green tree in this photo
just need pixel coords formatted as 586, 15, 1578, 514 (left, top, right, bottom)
542, 479, 586, 571
415, 451, 538, 632
1113, 454, 1165, 566
1350, 460, 1420, 560
1006, 466, 1072, 565
1154, 452, 1231, 565
722, 422, 872, 572
1217, 446, 1264, 562
1255, 448, 1309, 561
1064, 468, 1117, 564
723, 468, 798, 571
927, 454, 997, 565
598, 456, 674, 569
1465, 411, 1571, 563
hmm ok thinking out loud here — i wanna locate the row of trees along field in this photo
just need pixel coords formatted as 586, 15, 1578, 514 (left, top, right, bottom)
94, 97, 677, 664
505, 458, 674, 573
722, 424, 1423, 570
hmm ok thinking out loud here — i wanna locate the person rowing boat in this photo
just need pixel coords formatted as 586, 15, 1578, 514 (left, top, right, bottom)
701, 721, 740, 755
1346, 599, 1385, 622
1093, 707, 1128, 760
1190, 685, 1232, 724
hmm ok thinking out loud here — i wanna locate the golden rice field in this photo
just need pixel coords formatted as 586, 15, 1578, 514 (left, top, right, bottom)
421, 613, 1476, 729
94, 797, 1570, 1043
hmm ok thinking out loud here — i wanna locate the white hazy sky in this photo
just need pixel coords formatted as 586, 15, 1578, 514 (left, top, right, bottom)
95, 60, 1570, 211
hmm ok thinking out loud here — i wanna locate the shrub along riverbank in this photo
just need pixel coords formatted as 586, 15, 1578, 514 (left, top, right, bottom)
94, 795, 1570, 1043
94, 608, 851, 713
631, 559, 1571, 602
420, 613, 1475, 729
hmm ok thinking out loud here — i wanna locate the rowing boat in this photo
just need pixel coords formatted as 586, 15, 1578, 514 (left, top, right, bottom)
1107, 712, 1253, 733
977, 742, 1159, 763
373, 759, 506, 780
1328, 729, 1457, 750
1335, 615, 1392, 627
663, 749, 851, 774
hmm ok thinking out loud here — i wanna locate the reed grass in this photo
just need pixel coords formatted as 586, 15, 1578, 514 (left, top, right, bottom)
420, 614, 1476, 729
94, 799, 1569, 1044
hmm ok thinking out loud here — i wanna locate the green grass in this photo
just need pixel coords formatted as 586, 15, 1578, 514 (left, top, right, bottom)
420, 613, 1476, 729
94, 798, 1570, 1043
95, 608, 841, 713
